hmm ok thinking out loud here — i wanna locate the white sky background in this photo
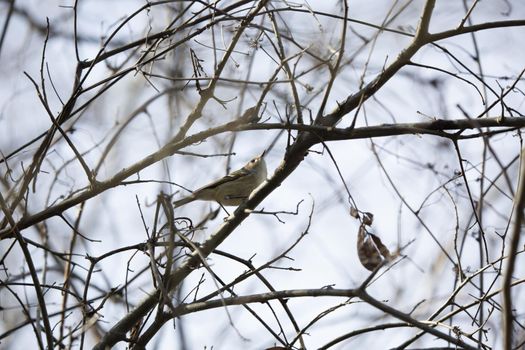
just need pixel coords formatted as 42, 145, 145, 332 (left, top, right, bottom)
1, 0, 525, 349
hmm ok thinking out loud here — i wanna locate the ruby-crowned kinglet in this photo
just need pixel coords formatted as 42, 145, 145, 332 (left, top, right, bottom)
173, 153, 267, 207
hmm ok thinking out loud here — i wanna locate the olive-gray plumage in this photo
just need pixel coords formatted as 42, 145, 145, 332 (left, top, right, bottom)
173, 155, 267, 207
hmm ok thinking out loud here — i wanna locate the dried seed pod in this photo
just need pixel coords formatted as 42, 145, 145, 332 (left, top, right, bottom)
362, 212, 374, 226
350, 206, 360, 219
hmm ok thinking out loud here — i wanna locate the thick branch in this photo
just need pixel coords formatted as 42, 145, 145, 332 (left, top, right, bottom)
502, 149, 525, 349
2, 116, 522, 240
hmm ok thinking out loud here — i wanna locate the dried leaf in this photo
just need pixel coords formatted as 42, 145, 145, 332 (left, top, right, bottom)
357, 225, 391, 271
350, 206, 360, 219
370, 232, 392, 261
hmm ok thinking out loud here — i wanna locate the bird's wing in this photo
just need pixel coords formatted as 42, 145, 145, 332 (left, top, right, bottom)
173, 166, 255, 207
196, 167, 253, 191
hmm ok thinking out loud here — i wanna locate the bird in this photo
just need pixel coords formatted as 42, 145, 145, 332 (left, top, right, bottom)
173, 153, 267, 208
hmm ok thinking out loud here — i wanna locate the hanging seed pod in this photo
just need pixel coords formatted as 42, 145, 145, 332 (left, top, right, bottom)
362, 212, 374, 226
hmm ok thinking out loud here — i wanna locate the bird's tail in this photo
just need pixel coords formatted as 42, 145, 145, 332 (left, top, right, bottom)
173, 194, 196, 208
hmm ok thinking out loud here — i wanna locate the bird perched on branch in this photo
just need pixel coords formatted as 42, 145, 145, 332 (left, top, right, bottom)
173, 153, 267, 208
